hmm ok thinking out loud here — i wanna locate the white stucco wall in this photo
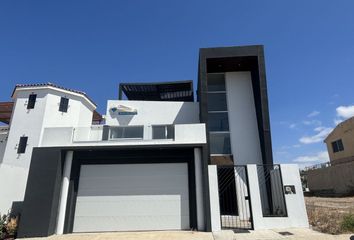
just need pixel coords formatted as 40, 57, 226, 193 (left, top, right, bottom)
247, 164, 309, 230
208, 165, 221, 232
105, 100, 200, 126
41, 89, 94, 128
225, 72, 263, 165
0, 87, 95, 214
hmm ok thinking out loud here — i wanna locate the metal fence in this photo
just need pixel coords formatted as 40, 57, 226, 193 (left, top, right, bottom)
257, 165, 287, 217
217, 165, 253, 230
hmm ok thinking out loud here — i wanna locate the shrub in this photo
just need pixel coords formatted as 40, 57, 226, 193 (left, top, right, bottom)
0, 212, 19, 240
341, 213, 354, 233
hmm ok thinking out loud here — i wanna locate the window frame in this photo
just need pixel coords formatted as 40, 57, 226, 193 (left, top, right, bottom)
152, 125, 175, 140
27, 94, 37, 109
59, 97, 69, 113
332, 139, 344, 153
17, 136, 28, 154
109, 126, 144, 140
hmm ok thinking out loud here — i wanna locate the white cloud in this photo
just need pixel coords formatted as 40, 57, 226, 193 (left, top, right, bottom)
299, 127, 332, 144
302, 120, 322, 126
293, 151, 329, 163
333, 118, 343, 125
289, 123, 296, 129
333, 105, 354, 126
336, 105, 354, 119
307, 111, 320, 118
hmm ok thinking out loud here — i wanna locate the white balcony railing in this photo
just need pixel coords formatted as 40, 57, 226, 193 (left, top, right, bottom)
40, 124, 206, 146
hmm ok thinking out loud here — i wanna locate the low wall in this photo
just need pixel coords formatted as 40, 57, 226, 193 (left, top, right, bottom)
248, 164, 309, 229
307, 160, 354, 196
208, 164, 309, 231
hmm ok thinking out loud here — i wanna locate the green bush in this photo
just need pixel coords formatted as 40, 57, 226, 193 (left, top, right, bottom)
341, 213, 354, 233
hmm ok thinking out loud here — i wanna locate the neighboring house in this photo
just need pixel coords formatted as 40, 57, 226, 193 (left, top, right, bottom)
306, 117, 354, 196
324, 116, 354, 165
0, 45, 308, 238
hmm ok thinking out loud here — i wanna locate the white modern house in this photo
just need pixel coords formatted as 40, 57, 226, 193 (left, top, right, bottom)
0, 45, 308, 238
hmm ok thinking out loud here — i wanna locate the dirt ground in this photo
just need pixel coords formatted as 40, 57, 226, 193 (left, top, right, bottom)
305, 196, 354, 234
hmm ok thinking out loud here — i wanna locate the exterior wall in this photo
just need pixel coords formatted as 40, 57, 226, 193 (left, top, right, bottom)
0, 88, 95, 214
42, 89, 94, 128
40, 124, 206, 147
0, 127, 9, 162
194, 148, 205, 230
105, 100, 200, 126
208, 164, 308, 231
325, 117, 354, 164
208, 165, 221, 232
307, 161, 354, 195
18, 147, 200, 238
225, 72, 263, 165
248, 164, 308, 229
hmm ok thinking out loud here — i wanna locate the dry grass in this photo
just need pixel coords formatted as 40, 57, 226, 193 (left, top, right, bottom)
305, 196, 354, 234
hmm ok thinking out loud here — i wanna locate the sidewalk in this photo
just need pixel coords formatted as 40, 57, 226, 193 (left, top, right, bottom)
213, 228, 353, 240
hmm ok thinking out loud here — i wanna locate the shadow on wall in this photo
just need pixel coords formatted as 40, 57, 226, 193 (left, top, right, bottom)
173, 102, 199, 125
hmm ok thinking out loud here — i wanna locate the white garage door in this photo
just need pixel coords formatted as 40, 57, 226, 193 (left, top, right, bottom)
73, 163, 190, 232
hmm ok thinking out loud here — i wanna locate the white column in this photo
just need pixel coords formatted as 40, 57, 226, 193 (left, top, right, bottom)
194, 148, 204, 230
56, 151, 73, 234
208, 165, 221, 232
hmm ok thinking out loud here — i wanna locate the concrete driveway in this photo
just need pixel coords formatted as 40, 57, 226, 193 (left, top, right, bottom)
21, 231, 214, 240
21, 228, 353, 240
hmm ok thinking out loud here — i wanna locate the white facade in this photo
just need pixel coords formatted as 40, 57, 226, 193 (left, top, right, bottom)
226, 72, 263, 165
0, 86, 96, 213
0, 82, 308, 235
208, 164, 309, 232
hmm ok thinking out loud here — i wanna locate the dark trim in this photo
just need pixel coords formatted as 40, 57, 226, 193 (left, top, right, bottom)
102, 125, 110, 140
64, 148, 198, 232
17, 148, 65, 238
244, 165, 254, 230
197, 45, 274, 231
198, 45, 274, 165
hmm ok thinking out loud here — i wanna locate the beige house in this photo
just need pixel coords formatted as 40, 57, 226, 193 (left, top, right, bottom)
324, 116, 354, 165
306, 116, 354, 196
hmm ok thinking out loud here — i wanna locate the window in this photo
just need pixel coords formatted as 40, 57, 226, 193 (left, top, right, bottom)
207, 73, 232, 156
27, 94, 37, 109
332, 139, 344, 153
209, 132, 231, 155
152, 125, 174, 139
59, 97, 69, 112
17, 136, 28, 154
207, 73, 226, 91
207, 93, 228, 111
208, 112, 229, 131
110, 126, 143, 139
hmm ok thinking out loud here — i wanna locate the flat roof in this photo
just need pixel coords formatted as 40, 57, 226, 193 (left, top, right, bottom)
119, 80, 194, 102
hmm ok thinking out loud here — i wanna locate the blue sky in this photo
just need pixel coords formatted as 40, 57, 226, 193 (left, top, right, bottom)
1, 0, 354, 166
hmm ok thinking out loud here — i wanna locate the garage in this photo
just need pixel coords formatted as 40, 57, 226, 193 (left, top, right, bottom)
73, 163, 190, 232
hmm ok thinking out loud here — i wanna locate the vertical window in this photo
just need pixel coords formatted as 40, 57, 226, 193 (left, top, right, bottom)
332, 139, 344, 153
17, 136, 28, 154
207, 73, 232, 155
59, 97, 69, 112
27, 94, 37, 109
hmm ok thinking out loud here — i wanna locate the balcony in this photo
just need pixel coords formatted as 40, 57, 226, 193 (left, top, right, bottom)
40, 124, 206, 147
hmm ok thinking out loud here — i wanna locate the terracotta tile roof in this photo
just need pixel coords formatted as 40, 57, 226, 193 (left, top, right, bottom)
11, 82, 97, 107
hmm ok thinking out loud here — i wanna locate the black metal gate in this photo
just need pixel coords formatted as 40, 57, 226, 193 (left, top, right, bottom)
217, 165, 253, 230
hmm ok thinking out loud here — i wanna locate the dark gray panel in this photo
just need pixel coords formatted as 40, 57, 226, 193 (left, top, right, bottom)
17, 148, 64, 238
